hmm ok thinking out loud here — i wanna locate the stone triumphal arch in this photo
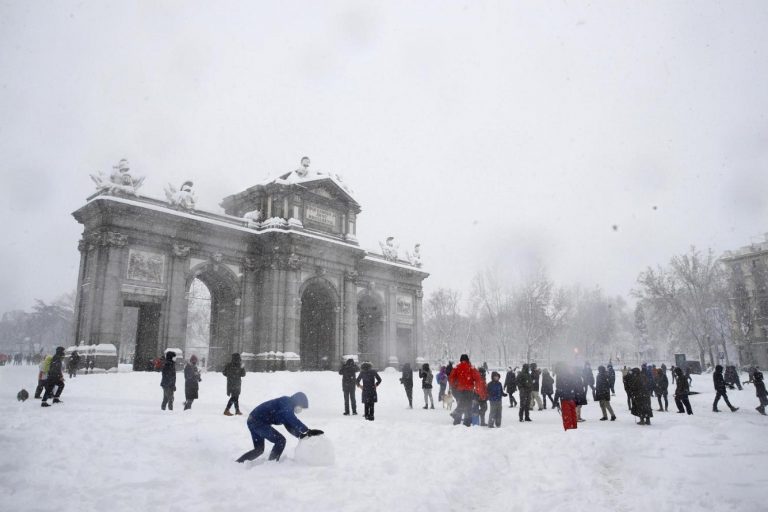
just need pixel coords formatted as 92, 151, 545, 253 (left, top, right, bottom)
72, 158, 428, 371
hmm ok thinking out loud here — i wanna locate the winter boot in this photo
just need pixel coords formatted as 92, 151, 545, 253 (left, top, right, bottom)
343, 411, 350, 415
600, 416, 607, 421
236, 410, 243, 416
423, 405, 428, 409
730, 406, 739, 412
224, 409, 233, 416
53, 398, 62, 404
646, 418, 651, 425
712, 408, 720, 412
430, 405, 435, 409
610, 415, 616, 421
41, 401, 50, 407
757, 406, 766, 416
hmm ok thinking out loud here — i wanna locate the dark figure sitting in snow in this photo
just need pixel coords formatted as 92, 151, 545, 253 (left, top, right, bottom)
236, 392, 324, 463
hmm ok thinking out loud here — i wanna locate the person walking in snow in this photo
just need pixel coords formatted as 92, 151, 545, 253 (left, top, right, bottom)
448, 354, 483, 426
595, 365, 616, 421
235, 392, 324, 463
745, 368, 768, 415
517, 364, 533, 422
540, 368, 555, 409
673, 366, 693, 415
357, 362, 382, 421
183, 355, 202, 410
607, 363, 616, 395
339, 358, 359, 416
487, 371, 506, 428
419, 363, 435, 409
530, 363, 544, 411
400, 362, 414, 408
712, 364, 739, 413
724, 365, 742, 391
574, 369, 588, 422
437, 366, 448, 402
41, 347, 66, 407
654, 366, 669, 412
35, 353, 51, 399
504, 367, 518, 408
223, 353, 246, 416
160, 351, 176, 411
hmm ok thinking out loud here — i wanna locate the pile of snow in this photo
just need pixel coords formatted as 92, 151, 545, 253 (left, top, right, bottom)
293, 435, 335, 467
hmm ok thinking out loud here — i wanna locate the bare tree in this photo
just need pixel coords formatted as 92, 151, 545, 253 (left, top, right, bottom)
424, 288, 464, 362
634, 247, 728, 368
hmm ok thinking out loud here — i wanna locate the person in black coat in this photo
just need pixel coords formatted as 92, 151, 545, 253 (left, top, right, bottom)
517, 365, 532, 422
41, 346, 66, 407
223, 353, 246, 416
607, 364, 616, 395
724, 365, 741, 390
357, 362, 382, 420
595, 365, 616, 421
400, 363, 414, 408
673, 366, 693, 415
419, 363, 435, 409
654, 366, 669, 412
629, 368, 653, 425
160, 351, 177, 411
574, 370, 588, 422
339, 358, 360, 415
712, 364, 739, 412
746, 368, 768, 415
68, 350, 80, 378
183, 355, 202, 410
540, 369, 555, 409
504, 367, 518, 408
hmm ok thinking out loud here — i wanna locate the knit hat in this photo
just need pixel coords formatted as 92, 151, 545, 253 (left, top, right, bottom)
460, 354, 469, 363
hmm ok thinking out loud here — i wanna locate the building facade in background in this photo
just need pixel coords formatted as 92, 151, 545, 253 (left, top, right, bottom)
722, 234, 768, 369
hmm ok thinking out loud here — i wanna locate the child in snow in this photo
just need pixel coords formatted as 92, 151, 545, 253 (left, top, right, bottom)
223, 353, 246, 416
419, 363, 435, 409
183, 354, 202, 410
236, 392, 324, 463
357, 362, 382, 420
160, 351, 176, 411
487, 371, 506, 428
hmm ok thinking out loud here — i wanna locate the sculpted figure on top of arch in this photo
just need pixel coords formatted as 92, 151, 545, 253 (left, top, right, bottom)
379, 236, 399, 261
165, 180, 196, 211
406, 243, 422, 267
90, 159, 145, 197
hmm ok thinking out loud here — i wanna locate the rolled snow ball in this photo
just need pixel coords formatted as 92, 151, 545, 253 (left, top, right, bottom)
294, 436, 335, 466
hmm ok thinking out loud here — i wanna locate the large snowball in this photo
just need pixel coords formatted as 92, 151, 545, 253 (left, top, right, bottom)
294, 436, 335, 466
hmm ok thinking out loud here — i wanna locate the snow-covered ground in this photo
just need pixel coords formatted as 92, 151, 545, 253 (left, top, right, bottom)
1, 365, 766, 512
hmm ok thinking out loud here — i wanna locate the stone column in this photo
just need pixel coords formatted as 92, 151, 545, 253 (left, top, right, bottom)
164, 243, 191, 353
282, 258, 301, 369
414, 289, 424, 362
93, 231, 127, 347
387, 285, 399, 367
73, 238, 90, 345
240, 257, 258, 356
343, 271, 359, 360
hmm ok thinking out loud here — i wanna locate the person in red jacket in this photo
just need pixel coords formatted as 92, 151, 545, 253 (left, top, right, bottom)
449, 354, 482, 426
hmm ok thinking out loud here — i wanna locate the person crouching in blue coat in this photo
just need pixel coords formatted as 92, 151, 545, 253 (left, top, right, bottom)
236, 392, 324, 463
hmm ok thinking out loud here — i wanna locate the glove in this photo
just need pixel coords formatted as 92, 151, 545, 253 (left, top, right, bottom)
305, 429, 324, 438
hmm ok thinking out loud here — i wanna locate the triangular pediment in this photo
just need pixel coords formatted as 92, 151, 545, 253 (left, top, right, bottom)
303, 178, 357, 206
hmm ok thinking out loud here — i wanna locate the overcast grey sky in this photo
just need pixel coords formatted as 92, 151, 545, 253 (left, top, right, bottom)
1, 1, 767, 313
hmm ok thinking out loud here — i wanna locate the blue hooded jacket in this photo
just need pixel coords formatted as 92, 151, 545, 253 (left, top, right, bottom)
248, 392, 309, 438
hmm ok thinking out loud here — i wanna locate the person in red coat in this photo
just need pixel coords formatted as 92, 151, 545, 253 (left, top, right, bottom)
448, 354, 483, 426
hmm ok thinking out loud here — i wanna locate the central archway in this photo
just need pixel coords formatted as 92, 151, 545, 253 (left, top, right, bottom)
300, 279, 337, 370
186, 263, 240, 371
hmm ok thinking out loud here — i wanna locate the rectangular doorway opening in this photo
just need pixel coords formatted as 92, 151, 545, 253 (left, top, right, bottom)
124, 301, 161, 371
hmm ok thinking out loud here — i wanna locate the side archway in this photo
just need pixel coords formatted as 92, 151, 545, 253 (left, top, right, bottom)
299, 277, 339, 370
